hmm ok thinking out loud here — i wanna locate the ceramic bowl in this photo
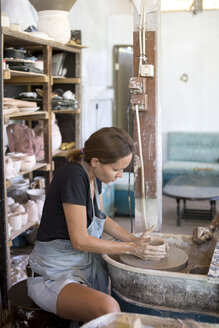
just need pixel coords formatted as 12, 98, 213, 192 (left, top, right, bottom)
11, 178, 30, 190
27, 189, 45, 201
10, 157, 21, 173
20, 160, 35, 171
20, 154, 36, 165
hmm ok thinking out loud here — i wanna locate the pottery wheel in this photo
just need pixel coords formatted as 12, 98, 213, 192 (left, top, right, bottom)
119, 246, 188, 272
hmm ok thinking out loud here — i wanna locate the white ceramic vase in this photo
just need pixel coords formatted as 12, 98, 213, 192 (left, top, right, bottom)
37, 10, 71, 44
26, 200, 38, 223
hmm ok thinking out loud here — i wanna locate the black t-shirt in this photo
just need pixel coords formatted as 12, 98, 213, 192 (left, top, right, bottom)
36, 162, 102, 242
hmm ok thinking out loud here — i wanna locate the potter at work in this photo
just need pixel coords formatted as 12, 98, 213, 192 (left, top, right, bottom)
27, 127, 167, 323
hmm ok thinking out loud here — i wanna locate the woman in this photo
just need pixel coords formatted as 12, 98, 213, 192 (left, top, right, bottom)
27, 127, 166, 323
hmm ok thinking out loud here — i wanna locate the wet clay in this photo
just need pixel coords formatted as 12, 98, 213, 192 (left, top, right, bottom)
119, 246, 188, 272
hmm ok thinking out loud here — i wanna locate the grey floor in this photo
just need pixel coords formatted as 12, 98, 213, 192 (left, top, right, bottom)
114, 195, 218, 235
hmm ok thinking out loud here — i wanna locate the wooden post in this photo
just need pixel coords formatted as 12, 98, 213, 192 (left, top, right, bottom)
133, 30, 159, 232
43, 45, 53, 190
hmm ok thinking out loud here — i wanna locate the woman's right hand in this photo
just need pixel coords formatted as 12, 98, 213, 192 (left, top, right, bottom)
129, 239, 167, 260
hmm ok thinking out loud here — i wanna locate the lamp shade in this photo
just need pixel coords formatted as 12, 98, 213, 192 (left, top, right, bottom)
29, 0, 77, 11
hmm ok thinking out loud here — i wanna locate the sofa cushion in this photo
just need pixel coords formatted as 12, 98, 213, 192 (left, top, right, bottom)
163, 161, 219, 176
168, 132, 219, 163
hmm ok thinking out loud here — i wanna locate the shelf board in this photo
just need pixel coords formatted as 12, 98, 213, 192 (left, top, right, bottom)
4, 110, 49, 124
9, 221, 38, 241
6, 163, 48, 186
5, 70, 49, 84
3, 27, 85, 54
52, 77, 81, 84
52, 109, 81, 114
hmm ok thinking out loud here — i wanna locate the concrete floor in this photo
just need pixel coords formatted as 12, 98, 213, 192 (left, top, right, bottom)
114, 195, 218, 236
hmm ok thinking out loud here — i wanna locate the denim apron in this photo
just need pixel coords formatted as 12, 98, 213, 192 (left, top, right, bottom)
28, 161, 109, 314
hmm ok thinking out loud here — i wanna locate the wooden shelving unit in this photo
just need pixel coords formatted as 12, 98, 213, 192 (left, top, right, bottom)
4, 111, 49, 124
0, 27, 83, 318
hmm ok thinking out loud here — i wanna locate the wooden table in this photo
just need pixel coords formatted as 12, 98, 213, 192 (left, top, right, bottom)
163, 175, 219, 226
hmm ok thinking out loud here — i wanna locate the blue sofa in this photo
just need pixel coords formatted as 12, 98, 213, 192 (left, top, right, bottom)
163, 132, 219, 185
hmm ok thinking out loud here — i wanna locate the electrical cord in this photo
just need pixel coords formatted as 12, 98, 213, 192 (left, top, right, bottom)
127, 98, 134, 233
135, 105, 148, 229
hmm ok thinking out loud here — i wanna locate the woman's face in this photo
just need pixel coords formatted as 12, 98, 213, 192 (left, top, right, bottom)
91, 153, 133, 184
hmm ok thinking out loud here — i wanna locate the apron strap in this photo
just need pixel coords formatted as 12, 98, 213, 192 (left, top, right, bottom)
81, 157, 100, 216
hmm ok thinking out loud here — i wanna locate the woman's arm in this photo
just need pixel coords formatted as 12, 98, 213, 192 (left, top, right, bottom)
63, 203, 166, 260
99, 195, 154, 242
99, 194, 136, 241
103, 217, 137, 242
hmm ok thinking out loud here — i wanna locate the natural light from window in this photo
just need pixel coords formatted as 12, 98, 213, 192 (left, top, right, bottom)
161, 0, 219, 11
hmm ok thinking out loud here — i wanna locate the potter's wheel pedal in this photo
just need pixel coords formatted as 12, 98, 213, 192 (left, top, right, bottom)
119, 246, 188, 272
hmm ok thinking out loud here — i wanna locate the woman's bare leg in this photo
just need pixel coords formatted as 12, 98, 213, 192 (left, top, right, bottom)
56, 283, 120, 322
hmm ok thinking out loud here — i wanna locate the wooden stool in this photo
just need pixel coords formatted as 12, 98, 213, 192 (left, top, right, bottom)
8, 280, 70, 328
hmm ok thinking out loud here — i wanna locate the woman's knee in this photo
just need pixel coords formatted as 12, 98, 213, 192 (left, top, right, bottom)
99, 295, 120, 315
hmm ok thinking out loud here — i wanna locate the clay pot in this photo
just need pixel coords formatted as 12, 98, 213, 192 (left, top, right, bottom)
10, 157, 21, 173
36, 199, 44, 219
37, 10, 71, 44
20, 154, 36, 171
8, 212, 22, 230
29, 0, 77, 11
25, 200, 38, 223
5, 157, 17, 179
147, 238, 167, 251
27, 189, 45, 201
21, 212, 28, 225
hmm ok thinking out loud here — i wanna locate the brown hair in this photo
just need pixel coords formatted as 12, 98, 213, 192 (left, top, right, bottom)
68, 127, 134, 164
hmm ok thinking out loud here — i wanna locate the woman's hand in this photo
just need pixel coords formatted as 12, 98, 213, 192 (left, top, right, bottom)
138, 225, 156, 241
192, 226, 213, 244
128, 225, 168, 260
130, 239, 167, 260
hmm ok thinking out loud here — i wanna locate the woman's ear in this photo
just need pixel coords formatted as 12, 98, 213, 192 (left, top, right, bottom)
90, 158, 99, 168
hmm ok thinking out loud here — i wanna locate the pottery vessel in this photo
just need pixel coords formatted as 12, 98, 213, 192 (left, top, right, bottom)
7, 197, 15, 206
34, 176, 45, 189
27, 189, 45, 201
20, 154, 36, 171
36, 199, 44, 219
5, 157, 17, 179
9, 203, 20, 212
10, 157, 21, 173
26, 200, 38, 223
147, 237, 168, 251
8, 212, 22, 230
37, 10, 71, 44
21, 212, 28, 225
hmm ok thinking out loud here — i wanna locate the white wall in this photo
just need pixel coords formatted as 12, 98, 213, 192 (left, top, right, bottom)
161, 10, 219, 161
68, 0, 133, 144
2, 0, 219, 158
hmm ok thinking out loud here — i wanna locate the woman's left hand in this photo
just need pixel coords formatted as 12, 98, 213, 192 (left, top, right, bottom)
138, 225, 156, 242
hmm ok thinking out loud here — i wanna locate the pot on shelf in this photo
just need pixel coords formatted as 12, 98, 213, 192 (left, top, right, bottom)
29, 0, 77, 44
37, 10, 71, 44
